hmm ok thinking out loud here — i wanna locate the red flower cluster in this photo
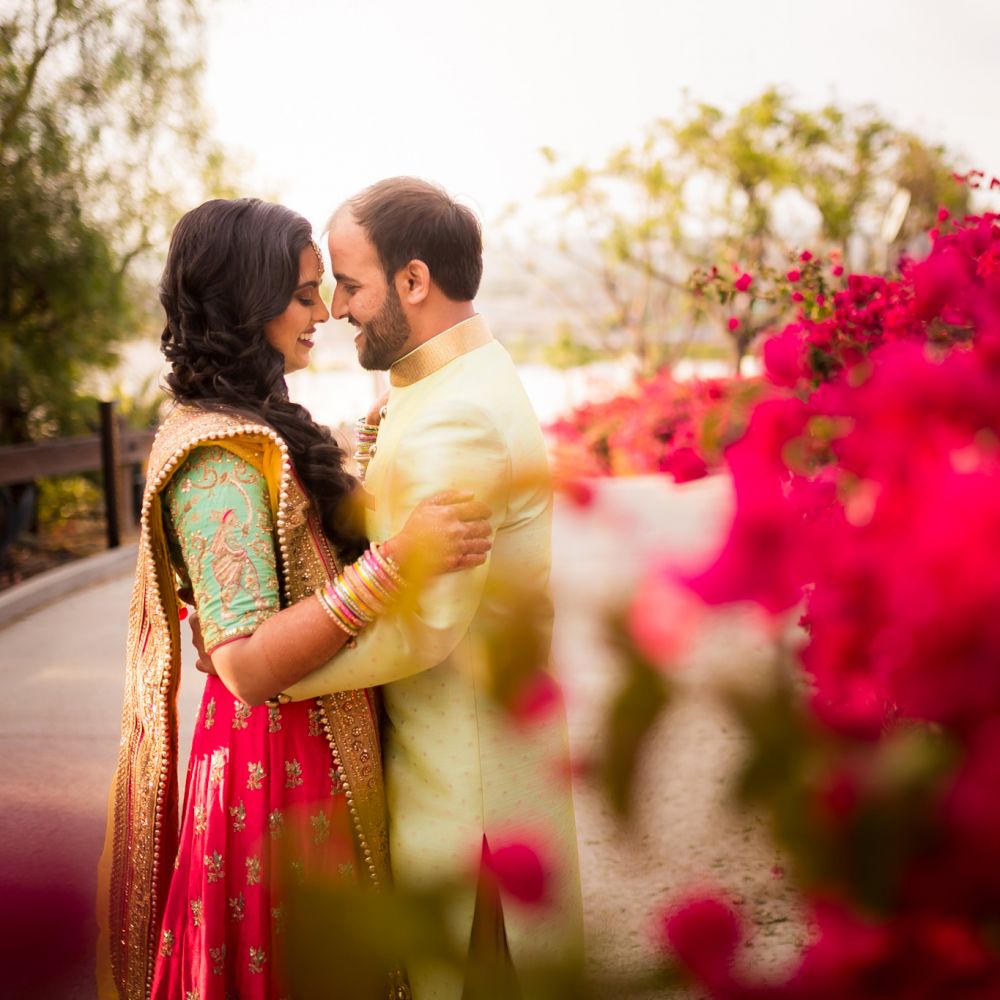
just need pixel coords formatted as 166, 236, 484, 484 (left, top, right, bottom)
547, 371, 764, 485
659, 208, 1000, 996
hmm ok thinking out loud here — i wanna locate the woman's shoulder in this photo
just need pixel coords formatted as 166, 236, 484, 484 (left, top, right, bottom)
163, 443, 268, 516
147, 404, 288, 490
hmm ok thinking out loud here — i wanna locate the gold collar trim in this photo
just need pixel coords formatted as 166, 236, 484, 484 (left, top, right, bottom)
389, 315, 493, 387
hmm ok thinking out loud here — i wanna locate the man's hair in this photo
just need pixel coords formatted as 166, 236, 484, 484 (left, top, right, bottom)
338, 177, 483, 301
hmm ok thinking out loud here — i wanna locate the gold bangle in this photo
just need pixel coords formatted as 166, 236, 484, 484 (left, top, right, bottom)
343, 561, 387, 614
354, 555, 394, 603
371, 543, 404, 586
315, 587, 360, 637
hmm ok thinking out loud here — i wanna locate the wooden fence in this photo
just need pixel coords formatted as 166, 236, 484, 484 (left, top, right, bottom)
0, 401, 156, 548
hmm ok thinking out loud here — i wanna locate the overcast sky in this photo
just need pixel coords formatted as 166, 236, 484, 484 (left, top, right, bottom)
202, 0, 1000, 233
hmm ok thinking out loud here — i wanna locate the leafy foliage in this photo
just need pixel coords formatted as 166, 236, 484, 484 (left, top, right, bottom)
532, 89, 967, 374
0, 0, 230, 445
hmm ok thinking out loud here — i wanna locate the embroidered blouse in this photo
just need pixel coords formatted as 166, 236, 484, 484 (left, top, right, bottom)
164, 445, 281, 651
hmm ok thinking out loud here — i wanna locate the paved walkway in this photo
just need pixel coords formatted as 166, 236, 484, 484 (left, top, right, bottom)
0, 476, 802, 998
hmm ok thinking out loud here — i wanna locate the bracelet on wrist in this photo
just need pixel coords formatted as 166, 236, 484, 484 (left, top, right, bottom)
315, 544, 406, 640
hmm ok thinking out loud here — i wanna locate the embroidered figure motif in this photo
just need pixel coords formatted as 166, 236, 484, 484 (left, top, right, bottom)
311, 810, 331, 845
229, 800, 246, 833
268, 809, 284, 839
203, 697, 216, 730
245, 854, 262, 886
206, 491, 267, 625
210, 943, 226, 974
284, 759, 303, 789
232, 701, 252, 730
160, 929, 175, 958
307, 707, 323, 736
205, 851, 224, 883
248, 945, 267, 975
268, 705, 282, 733
209, 748, 227, 786
228, 893, 245, 922
247, 761, 265, 790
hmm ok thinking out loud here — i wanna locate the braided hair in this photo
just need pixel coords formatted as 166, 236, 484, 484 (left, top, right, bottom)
159, 197, 366, 561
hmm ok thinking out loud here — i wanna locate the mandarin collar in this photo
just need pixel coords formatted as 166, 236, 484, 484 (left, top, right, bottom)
388, 315, 493, 387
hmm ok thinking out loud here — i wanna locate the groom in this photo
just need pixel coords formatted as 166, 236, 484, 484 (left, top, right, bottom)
284, 177, 584, 998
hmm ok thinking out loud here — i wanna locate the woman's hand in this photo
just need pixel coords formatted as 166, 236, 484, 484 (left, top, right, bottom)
366, 389, 390, 427
383, 491, 493, 576
188, 612, 217, 676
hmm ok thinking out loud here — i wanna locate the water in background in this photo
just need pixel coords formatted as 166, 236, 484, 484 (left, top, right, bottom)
109, 321, 746, 430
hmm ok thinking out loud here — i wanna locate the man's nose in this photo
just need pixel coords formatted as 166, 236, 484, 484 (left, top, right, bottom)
330, 287, 349, 321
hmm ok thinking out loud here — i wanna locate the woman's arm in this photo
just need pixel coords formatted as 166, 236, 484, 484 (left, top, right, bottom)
212, 491, 491, 705
169, 446, 491, 707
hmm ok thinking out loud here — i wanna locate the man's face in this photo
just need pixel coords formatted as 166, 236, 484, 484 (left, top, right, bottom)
327, 213, 413, 371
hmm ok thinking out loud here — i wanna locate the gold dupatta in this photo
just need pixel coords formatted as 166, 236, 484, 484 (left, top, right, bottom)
97, 405, 391, 999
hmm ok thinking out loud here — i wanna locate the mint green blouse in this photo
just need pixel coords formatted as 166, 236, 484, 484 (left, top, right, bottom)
163, 445, 282, 651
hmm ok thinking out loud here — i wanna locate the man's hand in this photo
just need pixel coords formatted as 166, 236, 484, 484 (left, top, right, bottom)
189, 612, 217, 677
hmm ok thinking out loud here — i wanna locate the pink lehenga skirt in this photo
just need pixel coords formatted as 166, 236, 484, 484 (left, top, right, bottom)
150, 676, 355, 1000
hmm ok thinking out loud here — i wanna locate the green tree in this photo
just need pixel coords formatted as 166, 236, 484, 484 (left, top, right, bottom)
532, 89, 967, 375
0, 0, 231, 446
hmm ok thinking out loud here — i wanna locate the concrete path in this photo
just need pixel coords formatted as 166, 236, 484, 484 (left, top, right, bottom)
0, 476, 803, 998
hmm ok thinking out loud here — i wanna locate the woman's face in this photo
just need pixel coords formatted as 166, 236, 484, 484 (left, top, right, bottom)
264, 245, 330, 373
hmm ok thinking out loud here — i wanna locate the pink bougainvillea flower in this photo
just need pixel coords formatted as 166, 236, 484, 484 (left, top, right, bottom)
661, 446, 708, 483
727, 316, 740, 331
832, 265, 845, 277
657, 893, 742, 994
787, 268, 802, 283
937, 207, 951, 223
912, 248, 970, 323
559, 477, 596, 508
683, 398, 809, 614
735, 272, 753, 292
800, 250, 814, 262
481, 838, 548, 906
792, 291, 804, 303
977, 247, 1000, 279
510, 670, 563, 725
762, 327, 807, 389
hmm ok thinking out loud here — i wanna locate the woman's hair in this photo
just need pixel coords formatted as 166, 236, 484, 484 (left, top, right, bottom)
159, 197, 366, 560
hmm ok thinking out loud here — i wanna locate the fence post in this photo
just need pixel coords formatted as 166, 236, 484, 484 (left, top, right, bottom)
99, 400, 121, 549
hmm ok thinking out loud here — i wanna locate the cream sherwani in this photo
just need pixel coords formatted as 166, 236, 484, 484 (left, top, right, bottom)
286, 315, 583, 998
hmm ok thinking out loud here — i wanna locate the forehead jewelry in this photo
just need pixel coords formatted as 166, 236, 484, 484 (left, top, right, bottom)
310, 239, 325, 278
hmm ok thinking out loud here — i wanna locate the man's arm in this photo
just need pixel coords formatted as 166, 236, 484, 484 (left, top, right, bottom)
283, 398, 509, 699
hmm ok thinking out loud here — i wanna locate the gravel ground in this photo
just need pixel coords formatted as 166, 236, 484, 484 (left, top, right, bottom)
551, 476, 808, 996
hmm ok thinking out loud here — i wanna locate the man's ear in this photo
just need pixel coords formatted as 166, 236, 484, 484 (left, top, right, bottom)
397, 259, 430, 305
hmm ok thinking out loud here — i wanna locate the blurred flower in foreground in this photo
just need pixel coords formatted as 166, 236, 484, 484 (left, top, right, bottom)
481, 838, 549, 907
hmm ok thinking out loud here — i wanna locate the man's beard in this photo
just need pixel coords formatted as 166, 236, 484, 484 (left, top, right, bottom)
355, 283, 412, 371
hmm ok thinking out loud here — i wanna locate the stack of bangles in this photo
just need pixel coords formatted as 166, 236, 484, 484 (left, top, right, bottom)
315, 543, 405, 638
353, 418, 379, 478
